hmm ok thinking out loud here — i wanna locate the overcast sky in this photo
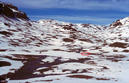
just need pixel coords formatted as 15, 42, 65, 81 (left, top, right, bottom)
3, 0, 129, 25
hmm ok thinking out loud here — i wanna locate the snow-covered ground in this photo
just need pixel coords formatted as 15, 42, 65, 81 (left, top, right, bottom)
1, 2, 129, 83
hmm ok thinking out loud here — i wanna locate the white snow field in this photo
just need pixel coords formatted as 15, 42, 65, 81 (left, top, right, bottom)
0, 2, 129, 83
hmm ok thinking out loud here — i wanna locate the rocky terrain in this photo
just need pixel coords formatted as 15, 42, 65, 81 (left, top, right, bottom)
0, 2, 129, 83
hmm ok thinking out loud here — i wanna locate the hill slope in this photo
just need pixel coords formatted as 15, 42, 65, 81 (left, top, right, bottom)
0, 2, 129, 83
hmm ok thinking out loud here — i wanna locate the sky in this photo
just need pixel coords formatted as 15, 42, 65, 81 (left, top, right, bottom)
2, 0, 129, 25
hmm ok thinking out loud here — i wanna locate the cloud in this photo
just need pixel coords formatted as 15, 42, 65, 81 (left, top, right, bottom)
2, 0, 128, 24
29, 15, 116, 25
3, 0, 129, 12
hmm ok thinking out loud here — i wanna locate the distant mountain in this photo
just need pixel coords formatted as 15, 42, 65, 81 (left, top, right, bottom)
0, 2, 129, 83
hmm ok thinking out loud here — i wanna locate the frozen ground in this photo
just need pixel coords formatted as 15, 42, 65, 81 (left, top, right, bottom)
0, 2, 129, 83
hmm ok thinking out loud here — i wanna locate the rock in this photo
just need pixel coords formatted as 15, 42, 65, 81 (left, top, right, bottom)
0, 2, 29, 20
0, 61, 11, 67
109, 42, 128, 48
